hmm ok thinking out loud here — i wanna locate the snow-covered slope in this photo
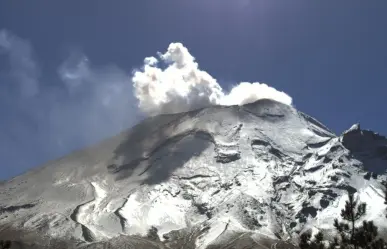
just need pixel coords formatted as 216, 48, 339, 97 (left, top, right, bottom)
0, 99, 386, 248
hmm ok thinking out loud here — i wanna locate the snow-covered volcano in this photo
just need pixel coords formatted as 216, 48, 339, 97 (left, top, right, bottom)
1, 99, 386, 248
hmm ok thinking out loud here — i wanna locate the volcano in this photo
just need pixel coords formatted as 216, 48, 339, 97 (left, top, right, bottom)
1, 99, 386, 249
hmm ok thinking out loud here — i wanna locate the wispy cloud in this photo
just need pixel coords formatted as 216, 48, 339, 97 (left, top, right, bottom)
0, 30, 40, 97
0, 30, 138, 178
53, 51, 139, 146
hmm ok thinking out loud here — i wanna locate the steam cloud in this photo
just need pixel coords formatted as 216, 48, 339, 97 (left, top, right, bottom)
132, 42, 292, 116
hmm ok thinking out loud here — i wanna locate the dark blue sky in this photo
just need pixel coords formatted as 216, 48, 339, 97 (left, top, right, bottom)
0, 0, 386, 180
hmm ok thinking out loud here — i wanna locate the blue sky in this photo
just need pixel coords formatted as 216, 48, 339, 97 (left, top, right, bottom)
0, 0, 386, 180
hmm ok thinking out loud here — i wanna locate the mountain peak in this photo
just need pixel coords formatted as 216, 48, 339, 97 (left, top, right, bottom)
343, 123, 361, 135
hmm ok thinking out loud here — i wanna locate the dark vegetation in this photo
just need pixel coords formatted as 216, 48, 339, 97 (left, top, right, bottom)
299, 190, 387, 249
0, 240, 11, 249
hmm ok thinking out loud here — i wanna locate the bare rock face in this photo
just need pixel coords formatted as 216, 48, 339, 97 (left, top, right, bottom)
0, 99, 386, 249
341, 123, 387, 174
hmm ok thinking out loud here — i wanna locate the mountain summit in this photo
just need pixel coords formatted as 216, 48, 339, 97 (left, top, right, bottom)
1, 99, 386, 248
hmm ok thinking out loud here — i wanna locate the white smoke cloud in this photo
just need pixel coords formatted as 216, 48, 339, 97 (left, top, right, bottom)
132, 42, 292, 116
0, 30, 40, 97
220, 82, 292, 106
132, 43, 224, 115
